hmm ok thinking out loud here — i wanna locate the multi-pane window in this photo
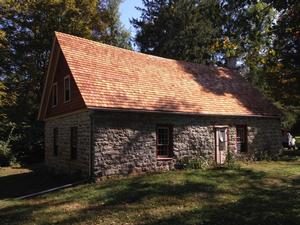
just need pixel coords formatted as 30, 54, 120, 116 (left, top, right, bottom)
156, 126, 173, 157
52, 83, 58, 107
70, 127, 78, 160
64, 76, 71, 102
236, 126, 247, 152
53, 128, 58, 156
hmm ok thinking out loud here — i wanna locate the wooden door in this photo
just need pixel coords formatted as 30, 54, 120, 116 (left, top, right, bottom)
215, 127, 228, 164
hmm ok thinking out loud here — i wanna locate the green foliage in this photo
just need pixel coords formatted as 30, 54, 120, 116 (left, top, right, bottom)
132, 0, 221, 64
177, 155, 212, 170
0, 142, 11, 166
0, 125, 16, 166
132, 0, 276, 67
262, 1, 300, 128
255, 148, 281, 161
0, 0, 131, 163
224, 150, 241, 170
100, 0, 132, 49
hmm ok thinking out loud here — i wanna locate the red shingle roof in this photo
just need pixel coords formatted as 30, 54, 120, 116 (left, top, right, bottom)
55, 32, 280, 117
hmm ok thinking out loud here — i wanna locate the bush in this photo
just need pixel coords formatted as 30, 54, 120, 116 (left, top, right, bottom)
0, 141, 15, 166
0, 125, 16, 167
176, 156, 212, 170
225, 150, 241, 170
255, 148, 281, 161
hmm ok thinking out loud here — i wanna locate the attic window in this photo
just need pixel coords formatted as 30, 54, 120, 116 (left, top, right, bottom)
64, 76, 71, 103
52, 83, 58, 107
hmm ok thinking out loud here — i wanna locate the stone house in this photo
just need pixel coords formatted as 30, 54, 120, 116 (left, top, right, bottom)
38, 32, 281, 178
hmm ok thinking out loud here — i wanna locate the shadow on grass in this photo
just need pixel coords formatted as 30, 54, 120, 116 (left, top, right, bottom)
142, 186, 300, 225
0, 164, 80, 199
1, 165, 300, 225
140, 170, 300, 225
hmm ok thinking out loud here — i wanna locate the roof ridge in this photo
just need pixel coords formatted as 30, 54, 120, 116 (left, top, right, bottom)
54, 31, 229, 71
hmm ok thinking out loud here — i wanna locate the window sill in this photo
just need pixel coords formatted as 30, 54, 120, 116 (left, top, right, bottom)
157, 157, 173, 161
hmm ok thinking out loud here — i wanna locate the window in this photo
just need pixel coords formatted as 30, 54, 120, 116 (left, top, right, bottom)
53, 128, 58, 156
236, 126, 247, 152
52, 83, 58, 107
64, 76, 71, 102
70, 127, 78, 160
156, 126, 173, 158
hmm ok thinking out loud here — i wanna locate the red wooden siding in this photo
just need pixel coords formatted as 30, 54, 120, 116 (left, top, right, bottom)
45, 52, 86, 118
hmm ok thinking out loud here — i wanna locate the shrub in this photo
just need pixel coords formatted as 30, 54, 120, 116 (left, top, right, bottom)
0, 126, 16, 167
225, 150, 241, 170
255, 148, 281, 161
0, 141, 15, 166
176, 156, 212, 170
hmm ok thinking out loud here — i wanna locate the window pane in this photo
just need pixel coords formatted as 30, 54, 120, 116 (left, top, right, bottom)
219, 130, 225, 142
158, 128, 169, 145
157, 126, 172, 157
236, 126, 247, 152
158, 145, 169, 156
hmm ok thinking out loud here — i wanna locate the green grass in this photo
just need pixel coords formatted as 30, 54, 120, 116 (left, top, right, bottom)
1, 154, 300, 225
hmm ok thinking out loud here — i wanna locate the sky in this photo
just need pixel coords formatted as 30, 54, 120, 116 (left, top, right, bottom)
119, 0, 143, 35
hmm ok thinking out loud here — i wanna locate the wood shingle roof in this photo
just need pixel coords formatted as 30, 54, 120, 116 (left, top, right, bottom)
42, 32, 281, 118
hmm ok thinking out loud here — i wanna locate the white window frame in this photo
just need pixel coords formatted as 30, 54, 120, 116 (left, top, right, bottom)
64, 75, 71, 103
52, 82, 58, 107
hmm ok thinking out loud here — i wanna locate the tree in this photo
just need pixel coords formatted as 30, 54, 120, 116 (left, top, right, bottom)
132, 0, 222, 64
100, 0, 132, 49
0, 0, 131, 163
263, 0, 300, 129
215, 1, 276, 74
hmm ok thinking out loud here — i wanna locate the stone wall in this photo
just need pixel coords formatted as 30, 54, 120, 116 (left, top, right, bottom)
92, 111, 281, 177
44, 111, 91, 176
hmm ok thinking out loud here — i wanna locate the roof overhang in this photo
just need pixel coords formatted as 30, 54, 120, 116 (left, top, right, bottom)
87, 106, 281, 119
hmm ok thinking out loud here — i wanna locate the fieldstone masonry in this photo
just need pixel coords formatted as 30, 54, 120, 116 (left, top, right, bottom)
44, 110, 281, 177
44, 111, 91, 176
92, 111, 281, 177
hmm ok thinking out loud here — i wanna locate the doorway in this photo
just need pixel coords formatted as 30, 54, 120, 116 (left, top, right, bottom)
215, 127, 228, 164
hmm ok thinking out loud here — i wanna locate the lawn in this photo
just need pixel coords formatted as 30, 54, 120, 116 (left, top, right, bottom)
1, 153, 300, 225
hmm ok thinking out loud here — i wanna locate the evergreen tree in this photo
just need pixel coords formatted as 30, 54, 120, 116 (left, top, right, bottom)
132, 0, 222, 64
100, 0, 132, 49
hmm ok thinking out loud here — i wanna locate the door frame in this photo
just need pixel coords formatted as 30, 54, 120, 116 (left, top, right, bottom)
214, 126, 229, 164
